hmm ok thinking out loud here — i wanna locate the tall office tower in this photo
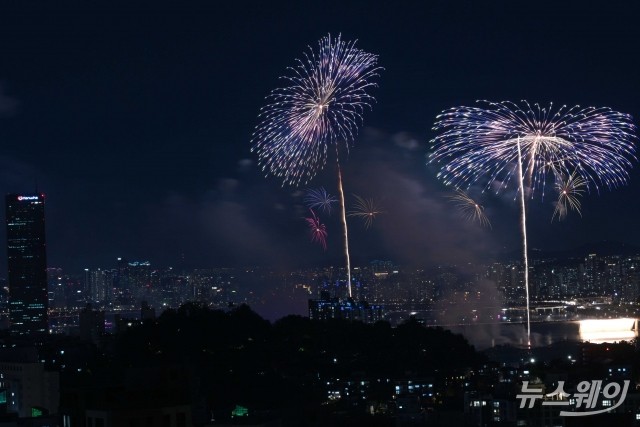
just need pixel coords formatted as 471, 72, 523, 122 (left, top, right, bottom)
6, 194, 48, 335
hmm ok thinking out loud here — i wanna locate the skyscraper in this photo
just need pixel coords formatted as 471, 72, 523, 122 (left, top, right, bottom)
6, 194, 48, 335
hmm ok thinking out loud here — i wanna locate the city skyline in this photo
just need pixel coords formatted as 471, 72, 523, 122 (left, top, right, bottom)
37, 250, 640, 325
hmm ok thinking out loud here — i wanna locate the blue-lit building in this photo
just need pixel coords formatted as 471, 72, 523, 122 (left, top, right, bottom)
308, 292, 384, 323
5, 194, 48, 335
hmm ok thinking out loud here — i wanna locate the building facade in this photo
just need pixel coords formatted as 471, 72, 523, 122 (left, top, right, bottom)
6, 194, 48, 335
309, 292, 384, 323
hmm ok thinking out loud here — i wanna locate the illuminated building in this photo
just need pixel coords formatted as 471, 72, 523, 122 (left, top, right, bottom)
308, 292, 384, 323
115, 259, 151, 304
85, 268, 114, 304
5, 194, 48, 336
128, 261, 151, 289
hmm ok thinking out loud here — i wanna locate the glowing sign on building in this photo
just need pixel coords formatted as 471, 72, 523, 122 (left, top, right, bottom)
231, 405, 248, 418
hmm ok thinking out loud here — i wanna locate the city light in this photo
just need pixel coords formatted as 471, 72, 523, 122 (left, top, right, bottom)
579, 318, 637, 344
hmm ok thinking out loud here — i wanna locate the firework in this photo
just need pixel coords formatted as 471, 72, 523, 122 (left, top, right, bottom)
305, 209, 328, 250
430, 100, 636, 195
430, 100, 637, 347
552, 171, 587, 221
251, 34, 381, 187
251, 34, 381, 298
304, 187, 338, 214
348, 194, 383, 229
447, 189, 491, 227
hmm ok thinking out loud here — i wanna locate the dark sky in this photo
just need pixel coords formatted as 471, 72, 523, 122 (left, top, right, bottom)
0, 1, 639, 274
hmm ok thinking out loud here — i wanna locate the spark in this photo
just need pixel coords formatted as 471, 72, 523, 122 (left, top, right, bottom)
304, 187, 338, 215
447, 189, 491, 228
552, 171, 587, 221
305, 209, 327, 250
348, 195, 383, 229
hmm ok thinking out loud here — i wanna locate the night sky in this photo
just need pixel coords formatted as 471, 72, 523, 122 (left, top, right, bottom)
0, 1, 639, 273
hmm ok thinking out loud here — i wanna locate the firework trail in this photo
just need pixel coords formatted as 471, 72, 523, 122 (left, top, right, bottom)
305, 209, 328, 250
446, 189, 491, 227
348, 194, 384, 229
251, 34, 381, 297
304, 187, 338, 215
552, 171, 587, 221
337, 166, 351, 292
516, 139, 530, 347
430, 100, 636, 347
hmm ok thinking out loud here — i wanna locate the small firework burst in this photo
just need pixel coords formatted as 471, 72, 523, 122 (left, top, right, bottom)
552, 171, 587, 221
447, 189, 491, 227
348, 195, 383, 229
305, 209, 328, 250
304, 187, 338, 215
